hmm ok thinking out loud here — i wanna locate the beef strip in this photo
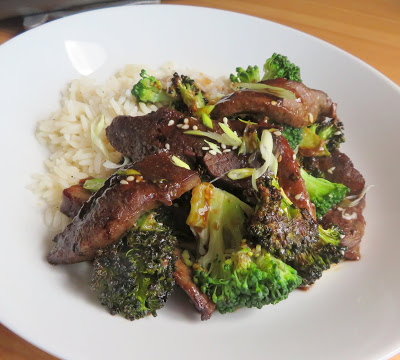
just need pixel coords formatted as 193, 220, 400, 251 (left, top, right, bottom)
275, 134, 316, 218
302, 150, 367, 259
106, 107, 205, 165
173, 248, 215, 320
319, 199, 366, 260
211, 78, 337, 127
60, 179, 91, 218
106, 107, 249, 165
48, 152, 201, 264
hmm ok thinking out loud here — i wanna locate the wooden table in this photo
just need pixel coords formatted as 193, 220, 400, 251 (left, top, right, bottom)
0, 1, 399, 359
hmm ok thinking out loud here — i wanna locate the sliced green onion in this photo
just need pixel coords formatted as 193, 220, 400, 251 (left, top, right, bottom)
204, 140, 222, 154
340, 185, 374, 208
201, 112, 213, 129
90, 115, 109, 159
184, 130, 240, 147
238, 118, 258, 125
182, 249, 193, 267
194, 104, 215, 117
260, 130, 278, 176
116, 169, 141, 176
232, 82, 296, 100
83, 178, 105, 192
171, 155, 190, 170
251, 168, 257, 191
227, 168, 254, 180
218, 123, 242, 147
103, 156, 130, 169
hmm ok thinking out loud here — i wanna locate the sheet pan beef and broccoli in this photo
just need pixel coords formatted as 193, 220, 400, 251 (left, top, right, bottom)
47, 54, 367, 321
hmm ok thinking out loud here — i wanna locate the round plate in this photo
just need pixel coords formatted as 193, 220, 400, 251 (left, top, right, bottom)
0, 5, 399, 360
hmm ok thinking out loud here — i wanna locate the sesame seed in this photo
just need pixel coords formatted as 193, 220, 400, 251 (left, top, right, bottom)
168, 120, 175, 126
342, 212, 357, 220
221, 143, 227, 149
120, 180, 129, 185
271, 100, 277, 106
184, 118, 189, 124
202, 146, 210, 150
223, 117, 228, 124
182, 124, 190, 130
307, 113, 314, 123
135, 180, 140, 183
327, 166, 335, 174
278, 155, 282, 162
165, 143, 170, 150
294, 193, 302, 200
223, 149, 231, 153
209, 150, 217, 155
340, 234, 346, 239
126, 176, 135, 181
232, 146, 238, 150
292, 154, 296, 160
274, 130, 282, 136
337, 207, 343, 211
334, 131, 342, 135
192, 125, 198, 130
177, 124, 183, 128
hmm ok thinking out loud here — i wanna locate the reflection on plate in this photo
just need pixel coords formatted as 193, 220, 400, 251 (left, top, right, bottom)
0, 5, 399, 360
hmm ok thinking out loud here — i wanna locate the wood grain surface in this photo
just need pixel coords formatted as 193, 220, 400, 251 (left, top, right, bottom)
0, 1, 399, 359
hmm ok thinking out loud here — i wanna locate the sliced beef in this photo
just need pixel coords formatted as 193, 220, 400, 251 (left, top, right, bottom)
303, 150, 367, 259
211, 78, 337, 127
60, 179, 91, 218
319, 199, 366, 260
173, 248, 215, 320
106, 107, 205, 165
48, 152, 201, 264
302, 150, 365, 196
275, 134, 316, 218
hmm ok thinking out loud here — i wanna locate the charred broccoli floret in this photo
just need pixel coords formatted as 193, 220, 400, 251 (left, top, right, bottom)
295, 225, 346, 286
131, 69, 172, 105
187, 182, 301, 314
248, 176, 346, 285
300, 168, 350, 218
92, 210, 177, 320
169, 72, 208, 113
299, 119, 345, 156
230, 65, 260, 83
261, 53, 302, 82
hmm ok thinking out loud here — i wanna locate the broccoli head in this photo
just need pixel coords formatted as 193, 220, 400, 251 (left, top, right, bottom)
294, 225, 346, 286
261, 53, 302, 82
230, 65, 260, 83
300, 168, 350, 218
187, 182, 301, 313
248, 176, 345, 285
131, 69, 172, 105
280, 124, 304, 149
299, 119, 345, 157
92, 210, 177, 320
194, 243, 302, 314
169, 72, 208, 113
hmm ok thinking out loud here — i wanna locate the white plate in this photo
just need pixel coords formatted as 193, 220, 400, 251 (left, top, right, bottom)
0, 5, 399, 360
